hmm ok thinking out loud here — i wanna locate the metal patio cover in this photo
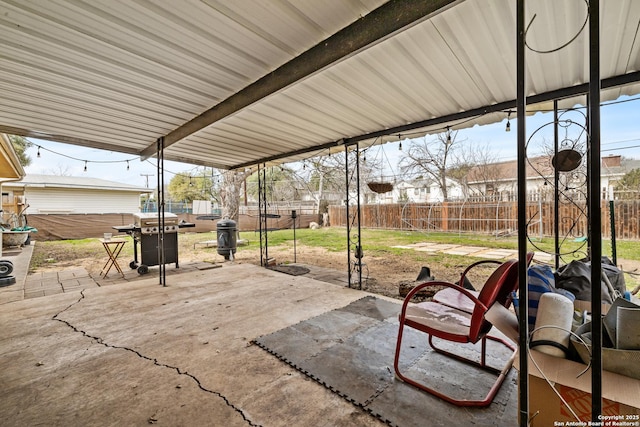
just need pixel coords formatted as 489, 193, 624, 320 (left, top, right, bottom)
1, 0, 640, 170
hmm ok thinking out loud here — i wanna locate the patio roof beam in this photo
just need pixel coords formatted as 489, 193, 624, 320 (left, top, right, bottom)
346, 70, 640, 144
139, 0, 461, 159
230, 70, 640, 170
0, 125, 138, 156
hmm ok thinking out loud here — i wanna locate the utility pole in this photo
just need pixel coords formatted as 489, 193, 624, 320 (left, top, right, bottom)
140, 173, 154, 188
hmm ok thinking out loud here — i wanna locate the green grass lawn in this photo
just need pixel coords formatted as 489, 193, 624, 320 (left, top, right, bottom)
31, 227, 639, 290
236, 228, 640, 290
238, 227, 639, 262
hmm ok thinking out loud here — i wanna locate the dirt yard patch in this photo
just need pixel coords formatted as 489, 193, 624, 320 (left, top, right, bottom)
31, 231, 638, 299
29, 234, 500, 300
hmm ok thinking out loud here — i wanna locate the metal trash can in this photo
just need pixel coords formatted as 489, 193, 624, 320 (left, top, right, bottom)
216, 219, 237, 260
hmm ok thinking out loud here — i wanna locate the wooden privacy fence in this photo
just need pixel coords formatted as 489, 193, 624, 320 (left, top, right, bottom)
23, 212, 320, 241
23, 202, 638, 241
328, 199, 640, 239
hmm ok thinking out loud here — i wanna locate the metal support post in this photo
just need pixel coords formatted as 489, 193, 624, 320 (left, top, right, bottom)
588, 0, 603, 419
156, 137, 166, 287
258, 164, 268, 266
610, 200, 617, 264
355, 144, 362, 289
516, 1, 529, 425
345, 145, 363, 289
553, 100, 560, 269
292, 210, 297, 263
345, 146, 351, 286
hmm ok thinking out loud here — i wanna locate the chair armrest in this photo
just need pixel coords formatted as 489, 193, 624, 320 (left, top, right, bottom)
458, 260, 503, 288
457, 253, 535, 288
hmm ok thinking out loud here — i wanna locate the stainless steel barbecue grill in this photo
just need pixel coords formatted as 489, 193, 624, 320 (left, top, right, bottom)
113, 213, 194, 275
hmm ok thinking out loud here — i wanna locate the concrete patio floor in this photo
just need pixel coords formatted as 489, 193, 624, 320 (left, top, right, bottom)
0, 243, 518, 426
0, 253, 392, 426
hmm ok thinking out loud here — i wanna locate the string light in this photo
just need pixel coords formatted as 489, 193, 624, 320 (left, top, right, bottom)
446, 127, 451, 144
506, 111, 512, 132
398, 134, 402, 151
29, 140, 139, 172
29, 143, 222, 186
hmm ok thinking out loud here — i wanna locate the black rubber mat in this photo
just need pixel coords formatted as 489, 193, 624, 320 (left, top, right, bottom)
254, 296, 518, 426
269, 265, 310, 276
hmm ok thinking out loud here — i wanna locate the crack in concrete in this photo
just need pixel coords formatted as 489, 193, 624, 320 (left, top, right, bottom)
53, 290, 259, 427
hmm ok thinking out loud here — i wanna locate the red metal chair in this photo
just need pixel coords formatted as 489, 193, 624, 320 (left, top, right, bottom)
393, 254, 532, 407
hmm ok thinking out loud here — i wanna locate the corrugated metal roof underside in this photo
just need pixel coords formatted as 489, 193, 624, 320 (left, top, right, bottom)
1, 0, 640, 169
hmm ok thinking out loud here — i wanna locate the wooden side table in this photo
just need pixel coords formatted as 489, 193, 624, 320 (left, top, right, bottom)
100, 238, 127, 278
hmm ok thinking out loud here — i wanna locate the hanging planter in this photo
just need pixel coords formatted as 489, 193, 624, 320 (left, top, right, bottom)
552, 148, 582, 172
367, 182, 394, 193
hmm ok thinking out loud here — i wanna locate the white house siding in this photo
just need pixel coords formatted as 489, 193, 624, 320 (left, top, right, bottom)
23, 188, 141, 214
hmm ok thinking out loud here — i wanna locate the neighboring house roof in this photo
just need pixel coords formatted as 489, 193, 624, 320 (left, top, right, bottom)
601, 155, 640, 176
466, 155, 555, 184
465, 154, 638, 185
0, 134, 25, 181
4, 174, 151, 193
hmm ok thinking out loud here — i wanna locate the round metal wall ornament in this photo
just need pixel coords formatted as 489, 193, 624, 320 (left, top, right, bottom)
552, 148, 582, 172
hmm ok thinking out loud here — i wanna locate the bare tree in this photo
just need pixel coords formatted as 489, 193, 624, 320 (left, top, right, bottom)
461, 144, 502, 197
295, 148, 381, 210
220, 169, 253, 221
245, 166, 299, 203
399, 129, 466, 201
46, 163, 73, 176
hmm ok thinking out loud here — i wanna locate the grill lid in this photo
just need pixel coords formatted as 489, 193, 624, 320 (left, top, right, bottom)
134, 212, 178, 226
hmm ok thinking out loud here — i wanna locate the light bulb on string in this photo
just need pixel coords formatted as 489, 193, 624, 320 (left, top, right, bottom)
398, 134, 402, 151
506, 111, 512, 132
27, 142, 144, 172
446, 127, 451, 144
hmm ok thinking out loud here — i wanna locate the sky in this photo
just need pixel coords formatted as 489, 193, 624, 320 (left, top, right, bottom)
22, 95, 640, 188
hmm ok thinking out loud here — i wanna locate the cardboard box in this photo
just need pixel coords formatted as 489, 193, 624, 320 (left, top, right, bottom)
526, 349, 640, 426
573, 299, 611, 315
486, 302, 640, 426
